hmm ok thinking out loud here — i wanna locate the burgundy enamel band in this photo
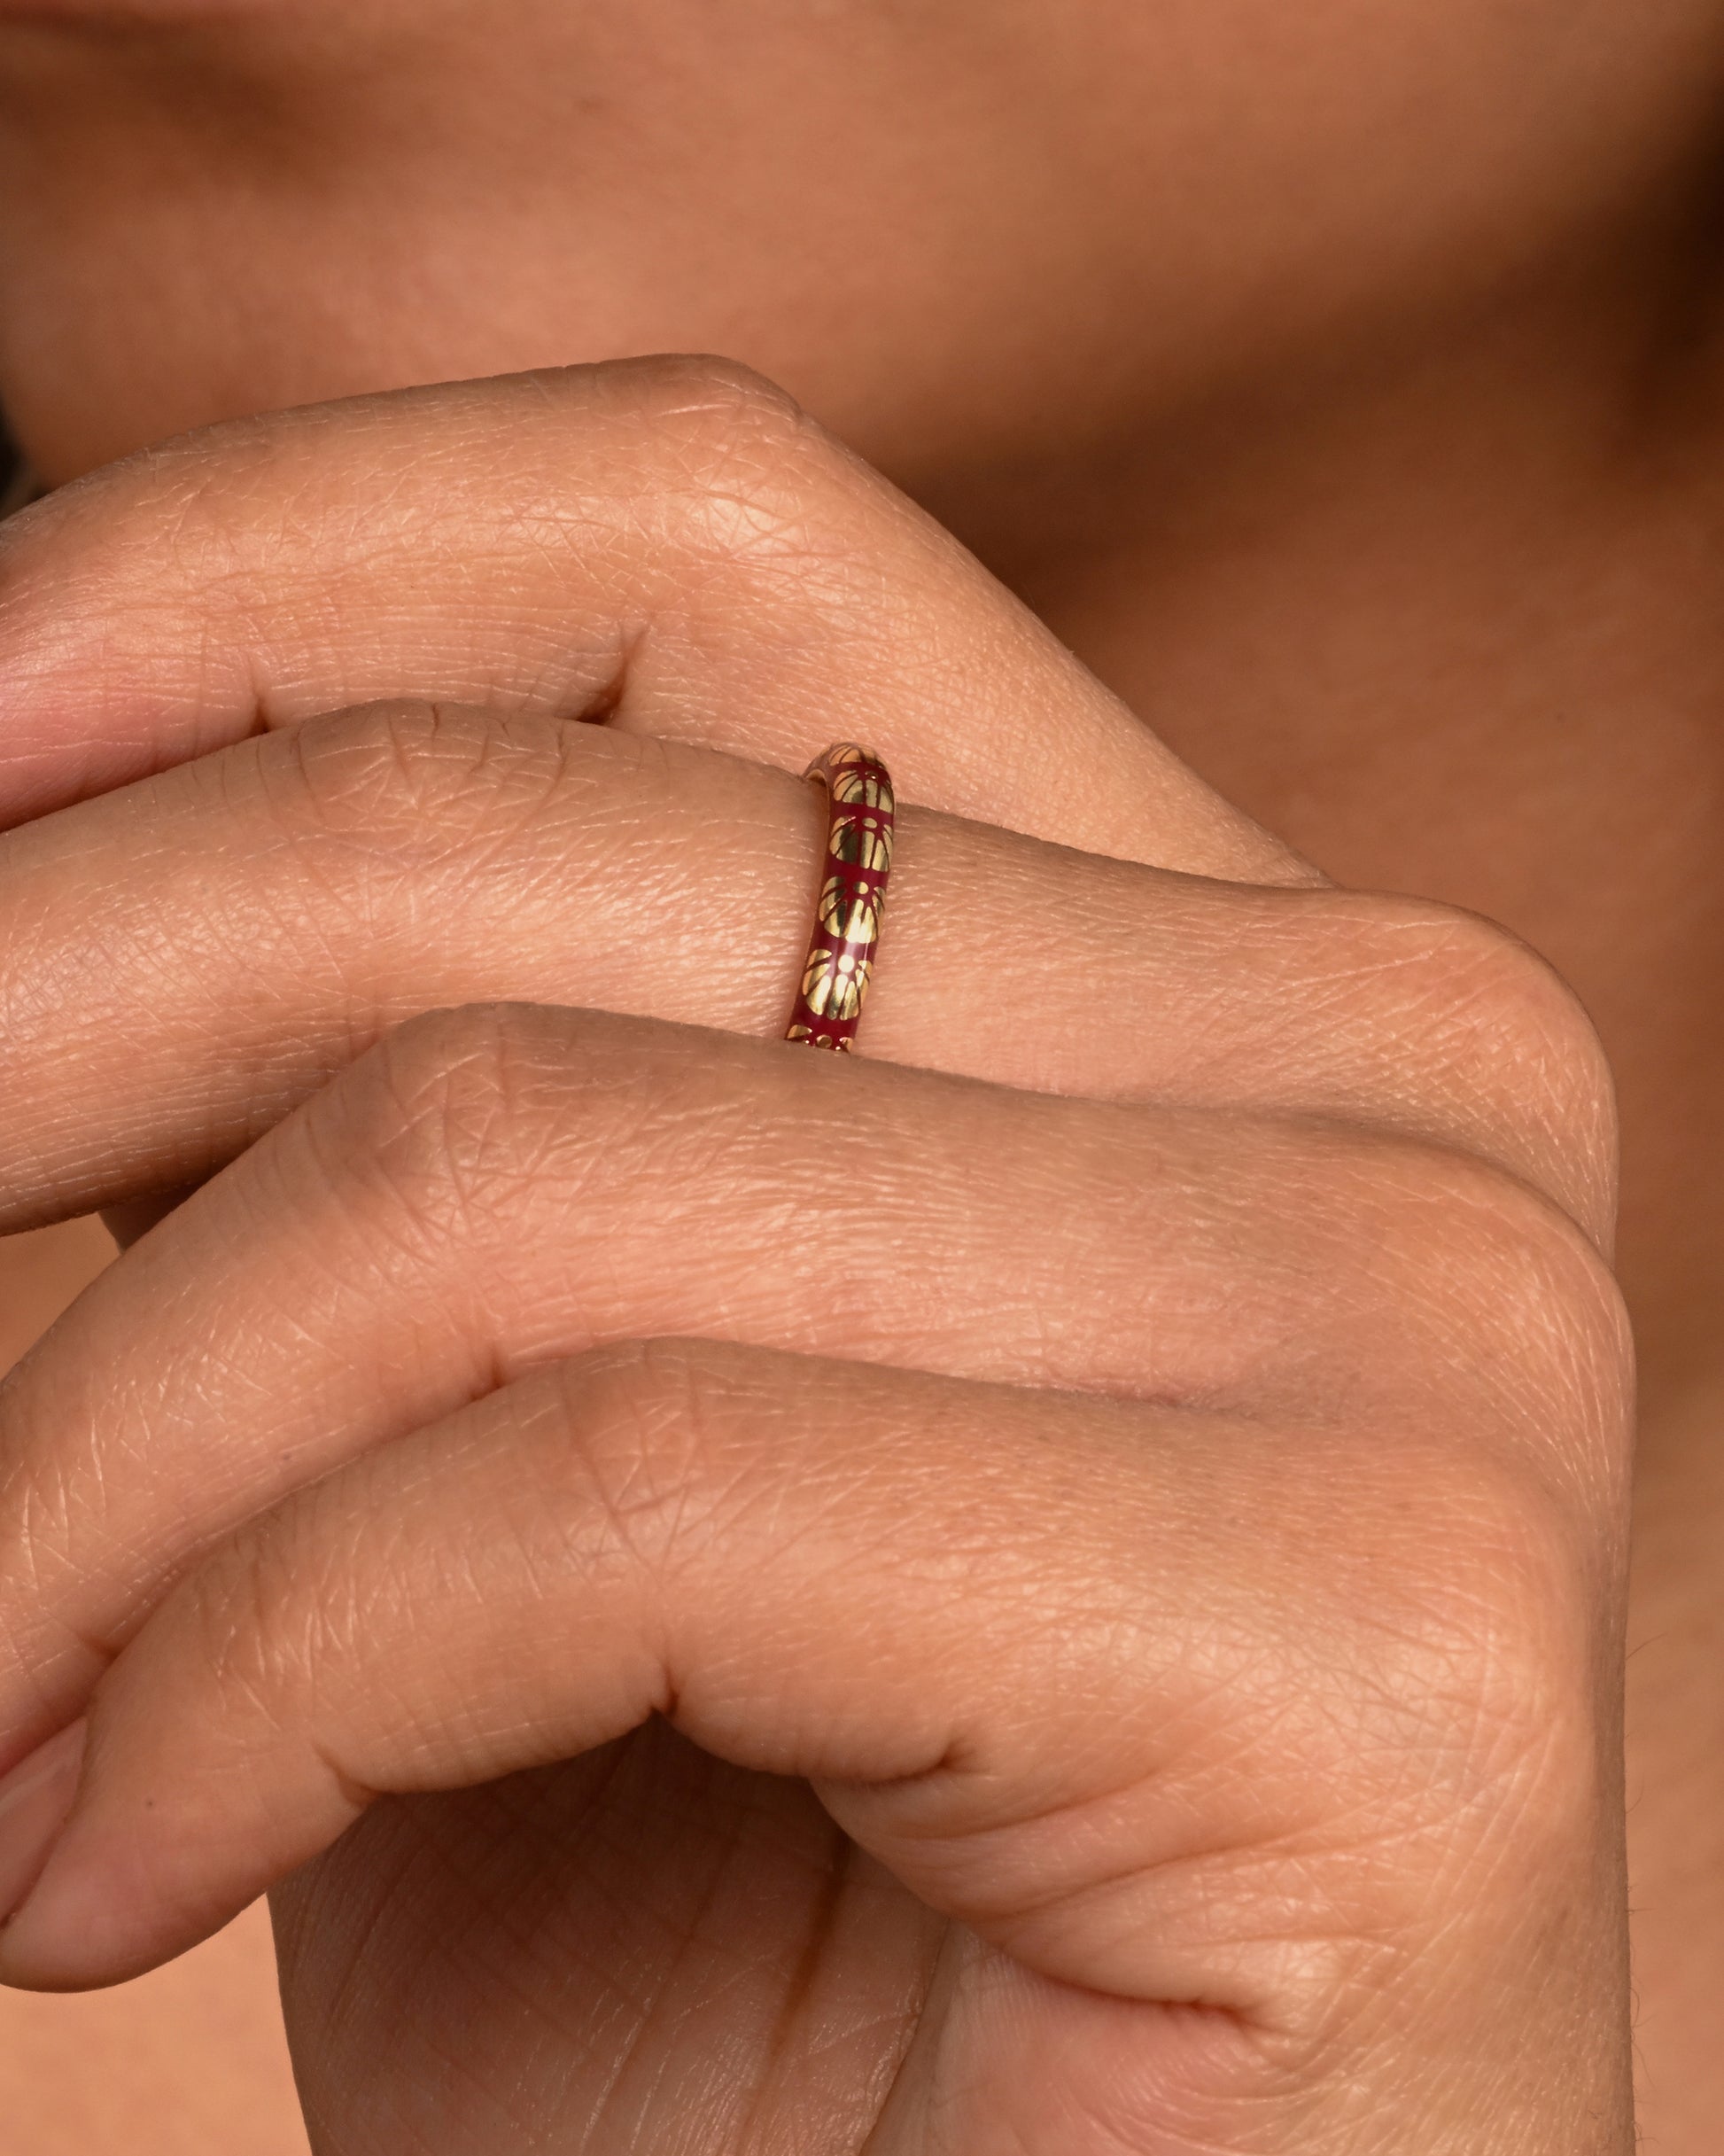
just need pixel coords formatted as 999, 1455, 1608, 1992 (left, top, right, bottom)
784, 743, 896, 1053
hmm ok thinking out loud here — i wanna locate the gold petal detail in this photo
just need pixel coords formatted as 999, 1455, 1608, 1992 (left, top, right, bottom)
832, 816, 893, 872
830, 767, 895, 813
818, 875, 879, 941
802, 949, 871, 1019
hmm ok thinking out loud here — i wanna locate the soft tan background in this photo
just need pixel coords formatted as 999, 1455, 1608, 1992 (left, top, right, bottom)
0, 1218, 308, 2154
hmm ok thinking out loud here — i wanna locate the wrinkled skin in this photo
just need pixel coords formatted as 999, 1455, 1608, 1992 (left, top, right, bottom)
0, 358, 1634, 2156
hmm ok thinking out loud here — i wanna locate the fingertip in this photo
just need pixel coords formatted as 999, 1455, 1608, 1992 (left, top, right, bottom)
0, 1724, 244, 1990
0, 1717, 107, 1989
0, 1717, 86, 1927
0, 1850, 141, 1991
0, 1693, 381, 1990
0, 1802, 221, 1992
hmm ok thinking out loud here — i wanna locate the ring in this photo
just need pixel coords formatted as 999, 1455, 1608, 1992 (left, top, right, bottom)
784, 743, 895, 1053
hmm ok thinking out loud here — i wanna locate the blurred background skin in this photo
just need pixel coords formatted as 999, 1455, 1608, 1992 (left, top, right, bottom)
6, 0, 1724, 2147
0, 1220, 308, 2153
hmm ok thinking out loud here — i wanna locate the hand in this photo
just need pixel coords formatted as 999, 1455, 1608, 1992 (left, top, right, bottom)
0, 361, 1632, 2152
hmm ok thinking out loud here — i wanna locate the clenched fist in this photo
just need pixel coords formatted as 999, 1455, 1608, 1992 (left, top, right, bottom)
0, 360, 1632, 2152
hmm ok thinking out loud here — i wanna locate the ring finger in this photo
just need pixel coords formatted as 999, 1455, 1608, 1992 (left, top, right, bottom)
0, 699, 1605, 1233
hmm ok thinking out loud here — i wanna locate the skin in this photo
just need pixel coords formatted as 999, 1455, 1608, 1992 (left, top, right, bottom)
0, 370, 1633, 2156
0, 0, 1717, 2142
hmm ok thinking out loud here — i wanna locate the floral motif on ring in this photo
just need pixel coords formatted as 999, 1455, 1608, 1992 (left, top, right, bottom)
801, 946, 872, 1021
830, 765, 895, 813
831, 814, 894, 873
817, 874, 881, 944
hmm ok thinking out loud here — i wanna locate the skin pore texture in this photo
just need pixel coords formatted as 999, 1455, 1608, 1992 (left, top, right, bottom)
2, 0, 1724, 2144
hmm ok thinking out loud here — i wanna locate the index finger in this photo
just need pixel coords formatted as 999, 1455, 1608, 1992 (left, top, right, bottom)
0, 355, 1311, 882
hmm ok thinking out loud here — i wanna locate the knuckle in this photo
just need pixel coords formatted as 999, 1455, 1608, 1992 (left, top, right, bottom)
1215, 1429, 1616, 2020
1348, 893, 1616, 1172
554, 1338, 737, 1548
172, 1513, 323, 1724
590, 354, 861, 568
596, 352, 809, 449
513, 1341, 761, 1615
320, 1001, 575, 1245
1374, 1142, 1634, 1491
1340, 1440, 1611, 1868
315, 1005, 714, 1257
262, 698, 554, 859
167, 1494, 400, 1747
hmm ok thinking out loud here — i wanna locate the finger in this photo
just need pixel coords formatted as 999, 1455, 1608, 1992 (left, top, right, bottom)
0, 702, 1612, 1234
0, 1339, 1623, 2154
0, 356, 1305, 878
0, 1003, 1620, 1757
